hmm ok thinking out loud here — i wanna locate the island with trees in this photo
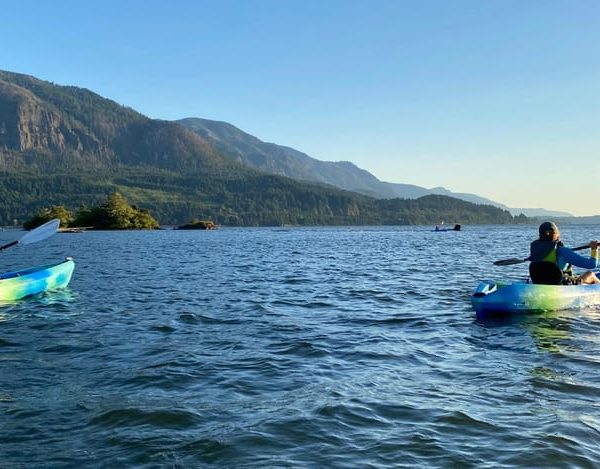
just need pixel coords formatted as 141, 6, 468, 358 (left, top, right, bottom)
23, 192, 159, 230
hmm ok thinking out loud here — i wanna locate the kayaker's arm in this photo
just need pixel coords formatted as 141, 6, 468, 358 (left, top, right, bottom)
558, 243, 599, 270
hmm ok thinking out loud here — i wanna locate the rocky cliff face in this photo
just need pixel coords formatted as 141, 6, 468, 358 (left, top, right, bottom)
0, 80, 71, 153
0, 71, 228, 172
0, 78, 110, 169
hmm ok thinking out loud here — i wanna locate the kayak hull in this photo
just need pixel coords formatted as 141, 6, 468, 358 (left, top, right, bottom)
471, 279, 600, 318
0, 258, 75, 302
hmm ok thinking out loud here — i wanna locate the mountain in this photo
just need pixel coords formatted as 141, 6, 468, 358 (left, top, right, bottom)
426, 187, 573, 217
0, 71, 233, 172
177, 117, 447, 200
177, 117, 571, 216
0, 70, 525, 226
554, 215, 600, 224
508, 208, 574, 218
176, 117, 400, 198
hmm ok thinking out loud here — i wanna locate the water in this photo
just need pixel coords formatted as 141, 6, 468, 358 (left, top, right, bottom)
2, 224, 600, 468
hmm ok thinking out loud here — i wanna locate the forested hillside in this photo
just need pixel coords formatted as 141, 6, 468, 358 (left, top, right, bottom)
0, 169, 523, 226
0, 70, 528, 226
177, 117, 512, 207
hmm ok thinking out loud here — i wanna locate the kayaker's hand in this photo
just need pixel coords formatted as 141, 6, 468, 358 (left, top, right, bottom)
591, 240, 599, 261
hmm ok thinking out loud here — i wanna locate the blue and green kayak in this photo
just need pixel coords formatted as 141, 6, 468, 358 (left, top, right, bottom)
471, 279, 600, 318
0, 258, 75, 302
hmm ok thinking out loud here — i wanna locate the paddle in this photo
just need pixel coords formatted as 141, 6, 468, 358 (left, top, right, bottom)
0, 218, 61, 252
494, 244, 590, 266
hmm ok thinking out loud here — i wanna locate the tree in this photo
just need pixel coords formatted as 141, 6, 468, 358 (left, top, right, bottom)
97, 192, 159, 229
23, 193, 159, 230
23, 205, 74, 229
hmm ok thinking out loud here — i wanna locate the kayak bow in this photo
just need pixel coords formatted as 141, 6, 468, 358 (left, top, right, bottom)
0, 258, 75, 302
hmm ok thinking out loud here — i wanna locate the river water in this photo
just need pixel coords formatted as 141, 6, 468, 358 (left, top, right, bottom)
2, 224, 600, 468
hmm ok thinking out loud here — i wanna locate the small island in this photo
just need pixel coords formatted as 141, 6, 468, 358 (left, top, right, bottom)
23, 192, 160, 230
176, 219, 218, 230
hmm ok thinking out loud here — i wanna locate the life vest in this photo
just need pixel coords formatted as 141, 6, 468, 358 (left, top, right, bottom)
530, 240, 560, 264
529, 240, 575, 284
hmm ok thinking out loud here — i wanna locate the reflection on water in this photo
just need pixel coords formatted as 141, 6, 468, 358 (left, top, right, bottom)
0, 289, 79, 320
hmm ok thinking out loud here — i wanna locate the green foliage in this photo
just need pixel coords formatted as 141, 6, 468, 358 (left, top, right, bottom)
23, 205, 74, 230
22, 191, 159, 230
71, 205, 105, 228
5, 169, 526, 228
97, 192, 159, 229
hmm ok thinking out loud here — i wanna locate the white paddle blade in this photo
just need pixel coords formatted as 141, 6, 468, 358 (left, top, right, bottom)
20, 218, 60, 246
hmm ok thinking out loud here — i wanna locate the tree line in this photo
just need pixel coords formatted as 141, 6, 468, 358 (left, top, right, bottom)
4, 168, 528, 229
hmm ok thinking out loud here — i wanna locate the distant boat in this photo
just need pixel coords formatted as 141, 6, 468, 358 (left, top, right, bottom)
434, 224, 461, 232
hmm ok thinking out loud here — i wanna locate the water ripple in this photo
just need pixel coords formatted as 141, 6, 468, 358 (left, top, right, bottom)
90, 407, 202, 429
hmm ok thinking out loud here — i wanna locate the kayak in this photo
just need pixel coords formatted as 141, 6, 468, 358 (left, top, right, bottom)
434, 224, 462, 232
471, 279, 600, 318
0, 258, 75, 302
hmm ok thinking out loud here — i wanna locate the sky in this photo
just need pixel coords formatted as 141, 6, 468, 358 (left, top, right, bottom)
2, 0, 599, 216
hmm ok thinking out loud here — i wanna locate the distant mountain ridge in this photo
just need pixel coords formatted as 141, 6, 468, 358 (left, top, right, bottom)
0, 69, 526, 226
0, 70, 571, 219
177, 117, 401, 198
176, 118, 572, 218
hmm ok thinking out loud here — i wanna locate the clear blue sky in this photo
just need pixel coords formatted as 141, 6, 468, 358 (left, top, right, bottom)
2, 0, 599, 215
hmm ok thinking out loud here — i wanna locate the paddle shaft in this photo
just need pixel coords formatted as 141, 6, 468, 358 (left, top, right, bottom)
0, 240, 18, 251
494, 243, 592, 266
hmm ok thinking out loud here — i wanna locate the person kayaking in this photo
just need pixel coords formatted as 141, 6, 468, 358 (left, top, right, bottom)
529, 221, 600, 285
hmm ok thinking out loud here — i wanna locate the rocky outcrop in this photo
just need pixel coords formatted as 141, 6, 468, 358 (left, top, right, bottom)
0, 71, 230, 172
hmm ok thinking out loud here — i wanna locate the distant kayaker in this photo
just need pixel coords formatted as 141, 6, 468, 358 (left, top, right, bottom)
529, 221, 600, 285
